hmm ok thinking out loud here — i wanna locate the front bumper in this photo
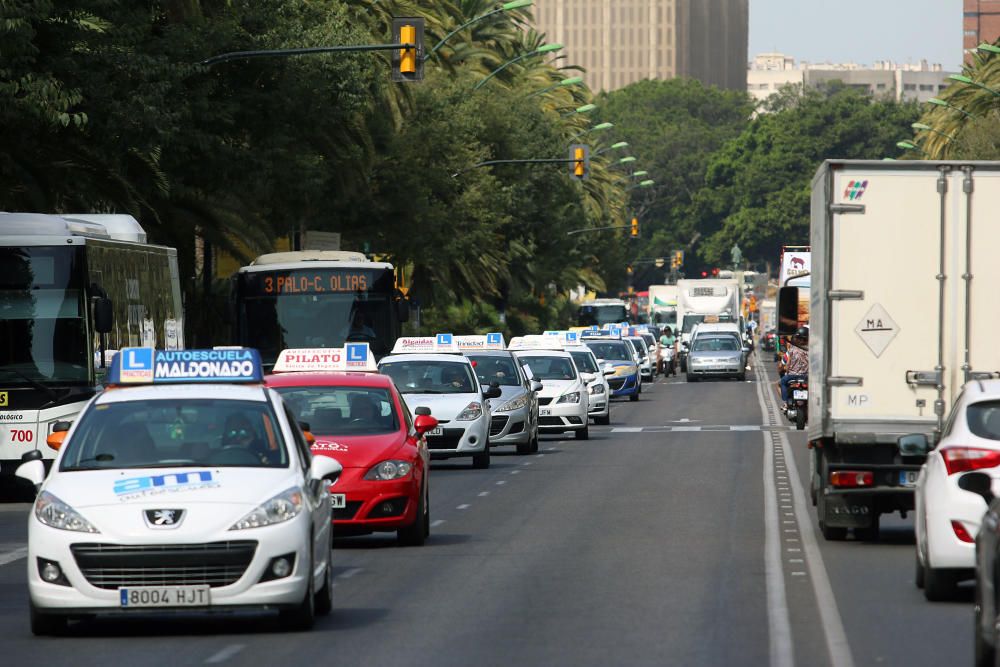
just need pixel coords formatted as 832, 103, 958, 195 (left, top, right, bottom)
487, 405, 532, 446
606, 374, 639, 398
537, 400, 588, 432
688, 359, 743, 377
330, 468, 420, 533
426, 416, 489, 458
27, 513, 311, 613
587, 393, 609, 417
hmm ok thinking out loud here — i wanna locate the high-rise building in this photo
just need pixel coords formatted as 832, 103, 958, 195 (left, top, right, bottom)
532, 0, 747, 92
965, 0, 1000, 61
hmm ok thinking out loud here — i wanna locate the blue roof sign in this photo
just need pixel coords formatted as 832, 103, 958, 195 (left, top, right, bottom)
109, 348, 264, 384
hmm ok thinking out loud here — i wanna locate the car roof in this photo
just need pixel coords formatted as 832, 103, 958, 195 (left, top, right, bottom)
963, 379, 1000, 398
511, 349, 573, 358
694, 323, 741, 332
97, 383, 269, 404
265, 372, 395, 389
380, 354, 472, 364
463, 350, 515, 358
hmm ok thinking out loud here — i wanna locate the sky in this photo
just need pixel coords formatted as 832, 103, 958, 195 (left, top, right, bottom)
750, 0, 962, 70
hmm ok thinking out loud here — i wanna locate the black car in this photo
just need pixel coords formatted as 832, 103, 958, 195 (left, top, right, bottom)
960, 472, 1000, 666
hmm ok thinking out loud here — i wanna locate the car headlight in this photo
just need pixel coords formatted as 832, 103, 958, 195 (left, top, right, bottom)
230, 487, 303, 530
456, 401, 483, 421
588, 383, 606, 395
364, 460, 413, 481
557, 392, 581, 404
34, 492, 99, 533
495, 394, 529, 412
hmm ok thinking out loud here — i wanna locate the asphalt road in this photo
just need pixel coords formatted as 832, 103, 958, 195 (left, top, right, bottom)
0, 361, 975, 666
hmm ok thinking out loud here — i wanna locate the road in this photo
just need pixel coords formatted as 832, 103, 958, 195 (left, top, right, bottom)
0, 363, 974, 666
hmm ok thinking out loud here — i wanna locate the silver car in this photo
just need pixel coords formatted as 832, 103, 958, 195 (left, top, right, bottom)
466, 350, 541, 454
686, 333, 746, 382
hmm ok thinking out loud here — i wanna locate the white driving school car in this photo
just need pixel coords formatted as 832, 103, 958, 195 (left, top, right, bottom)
16, 348, 341, 635
509, 335, 591, 440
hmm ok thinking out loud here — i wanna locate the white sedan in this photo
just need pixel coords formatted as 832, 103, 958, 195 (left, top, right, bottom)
16, 348, 341, 634
914, 380, 1000, 600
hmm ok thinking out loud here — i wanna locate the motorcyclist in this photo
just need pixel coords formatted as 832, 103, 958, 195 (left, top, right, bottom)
657, 327, 676, 377
779, 326, 809, 411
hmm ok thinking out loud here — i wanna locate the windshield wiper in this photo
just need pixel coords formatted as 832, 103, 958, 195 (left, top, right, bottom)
0, 368, 62, 403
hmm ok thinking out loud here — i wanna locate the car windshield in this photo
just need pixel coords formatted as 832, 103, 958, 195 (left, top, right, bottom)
519, 356, 577, 380
273, 386, 398, 435
569, 351, 599, 373
60, 399, 289, 471
584, 341, 632, 362
692, 336, 740, 352
966, 400, 1000, 440
627, 338, 648, 359
380, 360, 477, 394
466, 354, 521, 387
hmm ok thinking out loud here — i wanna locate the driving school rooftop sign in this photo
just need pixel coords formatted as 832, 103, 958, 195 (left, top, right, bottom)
110, 348, 264, 384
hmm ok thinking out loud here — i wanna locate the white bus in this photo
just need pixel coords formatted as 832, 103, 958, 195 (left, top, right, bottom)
0, 213, 183, 488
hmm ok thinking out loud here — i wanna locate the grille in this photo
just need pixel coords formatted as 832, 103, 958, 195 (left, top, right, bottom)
71, 541, 256, 589
539, 417, 565, 427
537, 397, 553, 406
508, 420, 525, 434
334, 501, 364, 520
426, 428, 465, 449
489, 416, 509, 436
367, 497, 408, 518
608, 378, 626, 390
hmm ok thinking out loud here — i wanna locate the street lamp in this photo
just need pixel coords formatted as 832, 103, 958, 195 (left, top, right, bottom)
474, 43, 563, 90
561, 102, 596, 118
630, 170, 649, 178
595, 141, 629, 156
912, 122, 955, 142
626, 179, 655, 191
949, 73, 1000, 97
896, 140, 927, 155
927, 97, 975, 118
526, 75, 584, 98
427, 1, 533, 60
615, 156, 637, 167
572, 121, 613, 139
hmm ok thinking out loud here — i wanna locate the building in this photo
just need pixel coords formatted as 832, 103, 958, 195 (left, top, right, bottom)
532, 0, 747, 92
746, 53, 956, 106
965, 0, 1000, 62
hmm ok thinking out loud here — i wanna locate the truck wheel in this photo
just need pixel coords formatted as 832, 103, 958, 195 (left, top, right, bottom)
819, 521, 848, 541
853, 515, 880, 542
915, 551, 925, 589
924, 565, 958, 602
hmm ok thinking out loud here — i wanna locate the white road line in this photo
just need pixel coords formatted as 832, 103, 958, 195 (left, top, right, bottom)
510, 470, 520, 475
756, 365, 855, 667
611, 427, 643, 433
522, 461, 533, 466
205, 644, 246, 664
761, 397, 794, 667
496, 480, 506, 486
478, 491, 490, 497
0, 546, 27, 567
456, 504, 470, 510
431, 519, 445, 528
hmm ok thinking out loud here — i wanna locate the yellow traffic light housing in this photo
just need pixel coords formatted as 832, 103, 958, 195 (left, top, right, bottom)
626, 264, 633, 275
630, 218, 639, 238
568, 144, 590, 180
392, 18, 425, 82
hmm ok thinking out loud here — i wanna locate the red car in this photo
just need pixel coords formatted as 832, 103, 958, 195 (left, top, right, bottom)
265, 368, 436, 546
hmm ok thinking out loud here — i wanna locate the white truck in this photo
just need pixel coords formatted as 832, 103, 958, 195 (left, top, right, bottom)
803, 160, 1000, 540
676, 278, 740, 371
648, 284, 679, 330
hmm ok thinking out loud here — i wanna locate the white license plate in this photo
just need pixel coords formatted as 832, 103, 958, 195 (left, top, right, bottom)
330, 493, 346, 509
793, 390, 808, 400
899, 471, 919, 487
427, 427, 443, 437
119, 586, 210, 608
540, 408, 551, 416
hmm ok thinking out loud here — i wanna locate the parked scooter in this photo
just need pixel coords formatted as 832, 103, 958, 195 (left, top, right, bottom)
785, 378, 808, 430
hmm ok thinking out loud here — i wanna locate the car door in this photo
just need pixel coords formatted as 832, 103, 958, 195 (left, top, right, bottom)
283, 402, 330, 575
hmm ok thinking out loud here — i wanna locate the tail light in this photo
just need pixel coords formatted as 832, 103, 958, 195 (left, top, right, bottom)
951, 520, 975, 543
941, 447, 1000, 475
830, 471, 874, 488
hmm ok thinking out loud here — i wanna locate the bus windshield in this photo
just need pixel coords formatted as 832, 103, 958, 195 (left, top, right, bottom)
0, 246, 89, 385
682, 313, 734, 334
577, 303, 628, 327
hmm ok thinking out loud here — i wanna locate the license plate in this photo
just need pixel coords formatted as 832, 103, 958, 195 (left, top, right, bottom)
793, 390, 808, 400
899, 471, 919, 487
540, 409, 551, 416
427, 427, 443, 437
119, 586, 210, 608
330, 493, 346, 509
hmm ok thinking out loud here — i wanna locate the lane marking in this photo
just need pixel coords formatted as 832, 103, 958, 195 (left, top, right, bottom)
756, 365, 855, 667
431, 519, 445, 528
496, 480, 506, 486
0, 546, 27, 567
510, 470, 520, 475
478, 491, 490, 497
762, 393, 794, 667
205, 644, 246, 664
456, 504, 470, 510
611, 427, 644, 433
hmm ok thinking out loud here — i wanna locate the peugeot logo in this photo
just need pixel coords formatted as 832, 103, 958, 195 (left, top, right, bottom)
144, 509, 185, 528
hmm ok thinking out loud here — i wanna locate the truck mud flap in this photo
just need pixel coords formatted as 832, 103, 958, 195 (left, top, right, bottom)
820, 492, 876, 529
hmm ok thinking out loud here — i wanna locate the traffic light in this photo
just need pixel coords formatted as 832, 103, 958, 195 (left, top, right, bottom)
626, 264, 634, 276
630, 217, 639, 238
392, 18, 425, 82
569, 144, 590, 180
711, 267, 720, 277
673, 250, 684, 268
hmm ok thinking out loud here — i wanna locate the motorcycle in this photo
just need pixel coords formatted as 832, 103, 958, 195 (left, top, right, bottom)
785, 378, 808, 430
657, 344, 676, 377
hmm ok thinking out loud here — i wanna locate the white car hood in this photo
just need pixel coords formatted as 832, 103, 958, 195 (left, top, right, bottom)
537, 379, 583, 399
398, 392, 481, 421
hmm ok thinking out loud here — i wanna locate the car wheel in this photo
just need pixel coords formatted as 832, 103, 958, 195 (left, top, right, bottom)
737, 372, 746, 382
914, 550, 925, 589
629, 392, 639, 401
686, 373, 697, 383
575, 424, 590, 440
595, 414, 610, 426
398, 487, 427, 546
314, 541, 333, 616
280, 543, 316, 631
975, 584, 994, 667
516, 439, 532, 455
530, 428, 540, 453
472, 446, 491, 469
924, 564, 959, 602
30, 600, 68, 636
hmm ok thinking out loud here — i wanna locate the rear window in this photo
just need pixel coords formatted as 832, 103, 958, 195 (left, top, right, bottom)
967, 400, 1000, 440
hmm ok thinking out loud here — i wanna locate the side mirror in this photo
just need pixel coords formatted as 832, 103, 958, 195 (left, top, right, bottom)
310, 454, 342, 483
581, 372, 596, 384
94, 297, 113, 334
958, 471, 994, 504
602, 367, 616, 377
530, 380, 543, 392
898, 433, 930, 457
46, 421, 71, 452
777, 286, 801, 336
414, 406, 432, 417
414, 414, 439, 435
16, 451, 46, 489
483, 383, 502, 400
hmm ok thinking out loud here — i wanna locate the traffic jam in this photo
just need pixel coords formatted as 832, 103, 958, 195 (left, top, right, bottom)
8, 325, 666, 636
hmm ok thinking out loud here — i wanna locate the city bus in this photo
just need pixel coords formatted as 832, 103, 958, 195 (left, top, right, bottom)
576, 298, 630, 328
0, 213, 183, 486
232, 250, 409, 366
